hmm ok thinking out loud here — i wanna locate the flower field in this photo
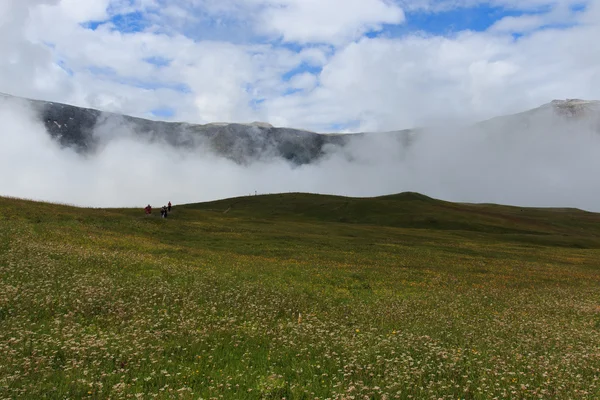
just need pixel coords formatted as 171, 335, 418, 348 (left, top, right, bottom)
1, 193, 600, 399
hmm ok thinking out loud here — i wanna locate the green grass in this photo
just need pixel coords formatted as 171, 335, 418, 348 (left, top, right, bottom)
1, 192, 600, 399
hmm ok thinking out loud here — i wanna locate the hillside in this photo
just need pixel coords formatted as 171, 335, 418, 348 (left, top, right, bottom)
2, 192, 600, 398
183, 192, 600, 243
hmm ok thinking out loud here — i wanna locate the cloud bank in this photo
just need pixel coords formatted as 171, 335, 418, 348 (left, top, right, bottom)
2, 97, 600, 211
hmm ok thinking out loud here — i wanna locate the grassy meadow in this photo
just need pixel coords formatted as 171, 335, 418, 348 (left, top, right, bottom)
1, 192, 600, 399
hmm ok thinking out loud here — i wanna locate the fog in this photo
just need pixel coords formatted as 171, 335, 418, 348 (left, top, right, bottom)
2, 97, 600, 211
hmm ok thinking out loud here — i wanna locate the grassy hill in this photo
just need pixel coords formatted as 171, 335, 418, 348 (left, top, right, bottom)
1, 193, 600, 399
185, 191, 600, 239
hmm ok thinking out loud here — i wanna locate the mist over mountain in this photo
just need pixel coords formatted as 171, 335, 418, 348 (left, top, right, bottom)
1, 93, 600, 210
4, 92, 600, 166
1, 92, 414, 166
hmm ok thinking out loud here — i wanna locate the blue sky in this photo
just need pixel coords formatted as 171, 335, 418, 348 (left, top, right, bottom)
381, 5, 527, 36
85, 2, 587, 39
90, 5, 508, 37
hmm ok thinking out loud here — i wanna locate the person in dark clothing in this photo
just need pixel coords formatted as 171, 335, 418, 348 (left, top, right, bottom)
162, 206, 168, 218
168, 201, 172, 212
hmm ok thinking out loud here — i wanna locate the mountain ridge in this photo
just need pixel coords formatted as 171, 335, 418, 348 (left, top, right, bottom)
2, 92, 599, 165
5, 91, 597, 132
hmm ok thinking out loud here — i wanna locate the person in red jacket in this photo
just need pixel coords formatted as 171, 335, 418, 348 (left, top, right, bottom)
168, 201, 172, 212
145, 204, 152, 215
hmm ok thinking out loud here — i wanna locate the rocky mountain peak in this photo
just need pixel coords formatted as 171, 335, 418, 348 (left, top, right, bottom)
549, 99, 600, 117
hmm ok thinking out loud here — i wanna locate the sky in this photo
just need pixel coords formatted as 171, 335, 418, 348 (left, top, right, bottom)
2, 0, 600, 210
1, 0, 599, 133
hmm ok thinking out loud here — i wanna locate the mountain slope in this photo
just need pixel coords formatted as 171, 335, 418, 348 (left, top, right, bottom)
475, 98, 600, 133
2, 93, 401, 165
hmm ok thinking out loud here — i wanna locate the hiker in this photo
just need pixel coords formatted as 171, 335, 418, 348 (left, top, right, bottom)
168, 201, 172, 212
145, 204, 152, 215
162, 205, 168, 218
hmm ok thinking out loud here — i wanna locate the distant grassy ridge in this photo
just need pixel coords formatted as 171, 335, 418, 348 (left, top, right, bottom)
182, 192, 600, 247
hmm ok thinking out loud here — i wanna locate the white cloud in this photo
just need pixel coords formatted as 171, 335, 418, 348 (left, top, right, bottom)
490, 14, 547, 32
0, 0, 76, 104
489, 1, 586, 33
256, 0, 405, 44
264, 9, 600, 132
54, 0, 111, 22
288, 72, 318, 91
3, 94, 600, 213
